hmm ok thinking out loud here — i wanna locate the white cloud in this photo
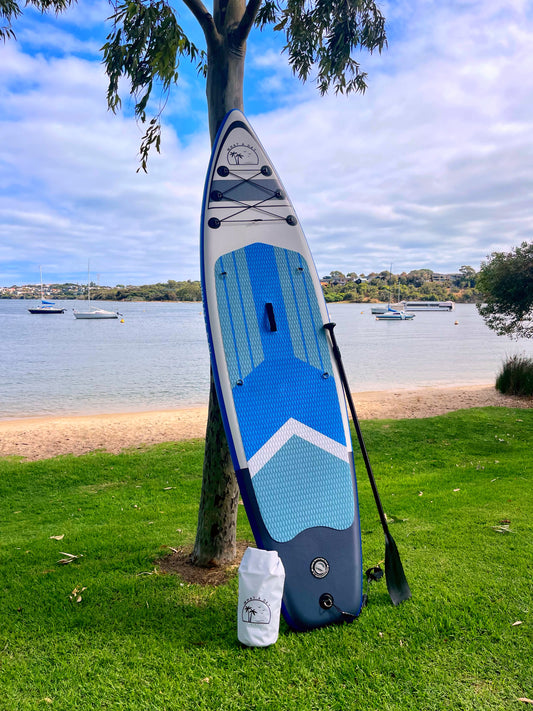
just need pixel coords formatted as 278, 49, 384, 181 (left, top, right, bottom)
0, 41, 209, 285
249, 0, 533, 275
1, 0, 532, 285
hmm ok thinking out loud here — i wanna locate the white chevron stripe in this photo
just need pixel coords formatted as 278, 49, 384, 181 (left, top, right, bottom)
248, 418, 349, 478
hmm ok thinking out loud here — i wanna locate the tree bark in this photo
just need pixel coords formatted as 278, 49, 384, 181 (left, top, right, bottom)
190, 373, 240, 566
191, 0, 252, 567
206, 0, 247, 139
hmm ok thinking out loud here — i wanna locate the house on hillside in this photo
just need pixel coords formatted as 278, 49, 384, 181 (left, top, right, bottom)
431, 273, 462, 283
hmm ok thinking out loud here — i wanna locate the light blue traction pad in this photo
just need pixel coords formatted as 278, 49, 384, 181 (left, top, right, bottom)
250, 438, 355, 543
215, 243, 355, 543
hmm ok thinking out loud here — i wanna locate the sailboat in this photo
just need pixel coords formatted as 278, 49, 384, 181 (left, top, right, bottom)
27, 267, 66, 314
73, 263, 120, 320
373, 265, 415, 321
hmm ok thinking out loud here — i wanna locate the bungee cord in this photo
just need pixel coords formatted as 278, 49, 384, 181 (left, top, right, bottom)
209, 165, 297, 227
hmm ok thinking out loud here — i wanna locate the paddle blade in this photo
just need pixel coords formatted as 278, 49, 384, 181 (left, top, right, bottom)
385, 533, 412, 606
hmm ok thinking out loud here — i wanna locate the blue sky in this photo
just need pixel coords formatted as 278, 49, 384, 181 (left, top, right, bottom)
1, 0, 532, 287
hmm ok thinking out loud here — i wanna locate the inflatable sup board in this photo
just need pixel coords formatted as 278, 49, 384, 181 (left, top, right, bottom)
201, 110, 363, 630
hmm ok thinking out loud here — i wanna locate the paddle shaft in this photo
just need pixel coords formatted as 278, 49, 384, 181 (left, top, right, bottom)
323, 323, 391, 537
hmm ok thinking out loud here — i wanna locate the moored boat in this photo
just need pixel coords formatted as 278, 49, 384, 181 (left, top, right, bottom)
73, 307, 119, 320
376, 307, 415, 321
401, 301, 454, 311
28, 268, 66, 314
73, 262, 120, 320
28, 301, 66, 314
371, 303, 402, 314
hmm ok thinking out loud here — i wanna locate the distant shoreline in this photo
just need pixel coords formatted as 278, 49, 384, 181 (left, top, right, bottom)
1, 384, 531, 461
3, 296, 478, 304
2, 297, 202, 303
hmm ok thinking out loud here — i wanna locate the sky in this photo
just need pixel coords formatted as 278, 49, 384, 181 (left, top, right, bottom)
1, 0, 533, 287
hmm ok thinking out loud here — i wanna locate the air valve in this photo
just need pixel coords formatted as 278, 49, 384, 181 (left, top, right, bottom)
319, 593, 334, 610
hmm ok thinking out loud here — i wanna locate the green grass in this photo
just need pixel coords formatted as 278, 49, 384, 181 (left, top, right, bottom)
1, 408, 532, 711
496, 354, 533, 396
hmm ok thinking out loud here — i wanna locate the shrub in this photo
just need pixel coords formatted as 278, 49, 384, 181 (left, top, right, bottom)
496, 354, 533, 396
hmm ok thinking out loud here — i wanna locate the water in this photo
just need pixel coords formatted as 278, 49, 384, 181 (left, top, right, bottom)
0, 300, 210, 419
1, 300, 531, 420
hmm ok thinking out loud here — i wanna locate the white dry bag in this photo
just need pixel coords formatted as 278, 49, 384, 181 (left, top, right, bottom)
237, 547, 285, 647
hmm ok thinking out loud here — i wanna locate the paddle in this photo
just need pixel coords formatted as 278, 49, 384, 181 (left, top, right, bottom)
324, 322, 412, 606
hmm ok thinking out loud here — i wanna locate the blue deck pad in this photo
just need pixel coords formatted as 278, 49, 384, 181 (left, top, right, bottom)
215, 250, 264, 384
215, 242, 355, 543
274, 247, 331, 372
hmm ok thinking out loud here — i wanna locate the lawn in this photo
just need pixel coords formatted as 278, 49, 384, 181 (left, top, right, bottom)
0, 407, 531, 710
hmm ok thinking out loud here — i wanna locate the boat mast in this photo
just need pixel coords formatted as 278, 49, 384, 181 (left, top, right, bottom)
87, 260, 91, 306
40, 265, 44, 302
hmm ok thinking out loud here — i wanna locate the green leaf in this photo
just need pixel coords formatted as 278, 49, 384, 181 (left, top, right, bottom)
102, 0, 206, 170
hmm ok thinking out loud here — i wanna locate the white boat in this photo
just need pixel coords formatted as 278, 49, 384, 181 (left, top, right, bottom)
400, 301, 454, 311
73, 263, 120, 320
73, 307, 119, 320
371, 303, 402, 314
376, 307, 415, 321
28, 267, 66, 314
371, 267, 406, 315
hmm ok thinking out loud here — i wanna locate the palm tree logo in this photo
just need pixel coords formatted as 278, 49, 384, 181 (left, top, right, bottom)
227, 143, 259, 165
230, 149, 245, 164
244, 604, 258, 623
241, 597, 271, 624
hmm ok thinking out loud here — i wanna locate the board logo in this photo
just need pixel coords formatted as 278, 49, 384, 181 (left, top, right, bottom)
227, 143, 259, 166
241, 596, 272, 624
310, 557, 330, 579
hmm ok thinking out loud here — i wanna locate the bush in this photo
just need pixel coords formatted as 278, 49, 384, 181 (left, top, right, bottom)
496, 354, 533, 396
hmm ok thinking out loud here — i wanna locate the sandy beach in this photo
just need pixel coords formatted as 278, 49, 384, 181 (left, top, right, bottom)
1, 384, 531, 461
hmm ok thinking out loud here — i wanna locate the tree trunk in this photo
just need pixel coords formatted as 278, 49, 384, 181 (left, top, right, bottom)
191, 0, 247, 567
205, 31, 245, 141
190, 372, 240, 566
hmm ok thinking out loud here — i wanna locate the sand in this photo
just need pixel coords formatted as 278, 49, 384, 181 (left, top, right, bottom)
1, 385, 531, 461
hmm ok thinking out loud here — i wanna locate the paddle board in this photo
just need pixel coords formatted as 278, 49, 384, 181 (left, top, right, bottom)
201, 110, 363, 631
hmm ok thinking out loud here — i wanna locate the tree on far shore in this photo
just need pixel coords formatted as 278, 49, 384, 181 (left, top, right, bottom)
2, 0, 388, 567
477, 241, 533, 339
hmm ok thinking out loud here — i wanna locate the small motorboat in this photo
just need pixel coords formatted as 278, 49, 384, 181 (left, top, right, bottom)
376, 307, 415, 321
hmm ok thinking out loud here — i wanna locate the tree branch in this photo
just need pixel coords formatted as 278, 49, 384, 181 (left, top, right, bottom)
181, 0, 221, 47
235, 0, 262, 43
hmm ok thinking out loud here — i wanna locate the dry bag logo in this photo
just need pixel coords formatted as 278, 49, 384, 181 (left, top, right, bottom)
227, 143, 259, 166
241, 596, 272, 625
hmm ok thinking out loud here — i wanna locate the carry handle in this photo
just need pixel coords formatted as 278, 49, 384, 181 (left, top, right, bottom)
265, 303, 277, 332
